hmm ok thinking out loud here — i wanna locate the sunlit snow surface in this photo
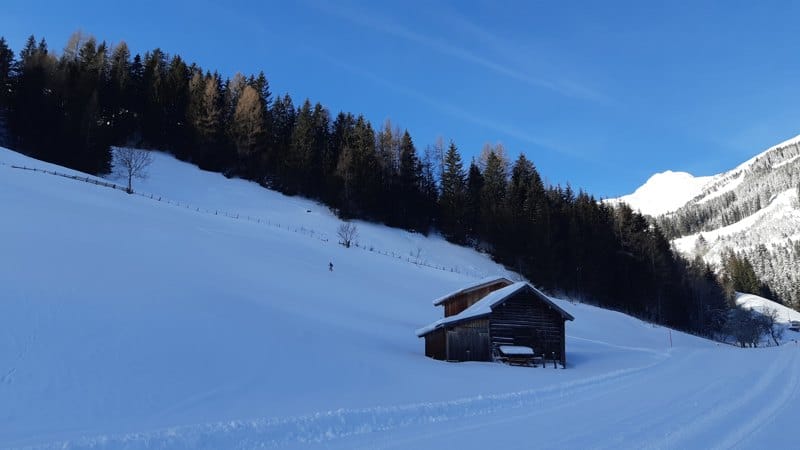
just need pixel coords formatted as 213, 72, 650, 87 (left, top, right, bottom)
737, 292, 800, 323
610, 133, 800, 217
2, 147, 800, 449
611, 170, 716, 217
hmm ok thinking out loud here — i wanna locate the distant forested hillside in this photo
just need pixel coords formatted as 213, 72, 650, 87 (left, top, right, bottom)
0, 32, 731, 335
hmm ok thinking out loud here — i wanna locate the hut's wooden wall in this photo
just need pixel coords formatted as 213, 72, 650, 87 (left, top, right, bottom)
424, 328, 447, 360
446, 319, 490, 361
489, 290, 567, 365
443, 280, 512, 317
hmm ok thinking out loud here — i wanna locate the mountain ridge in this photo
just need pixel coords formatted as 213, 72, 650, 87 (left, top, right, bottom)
612, 134, 800, 306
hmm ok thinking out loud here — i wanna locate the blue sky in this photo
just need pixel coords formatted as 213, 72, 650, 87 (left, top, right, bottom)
4, 0, 800, 197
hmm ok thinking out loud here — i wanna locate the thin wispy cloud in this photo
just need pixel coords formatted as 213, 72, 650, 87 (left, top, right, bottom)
308, 1, 605, 102
442, 11, 608, 103
313, 50, 590, 159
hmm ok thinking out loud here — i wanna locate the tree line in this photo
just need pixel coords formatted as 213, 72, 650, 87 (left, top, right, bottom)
0, 33, 735, 337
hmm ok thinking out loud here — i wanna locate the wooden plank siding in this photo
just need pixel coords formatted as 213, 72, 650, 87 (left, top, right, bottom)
420, 283, 572, 367
446, 319, 490, 361
489, 290, 567, 366
424, 328, 447, 360
443, 280, 513, 317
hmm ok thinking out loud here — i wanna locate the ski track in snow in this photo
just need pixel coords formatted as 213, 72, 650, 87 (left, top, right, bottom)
20, 346, 669, 450
333, 348, 800, 450
29, 342, 800, 450
716, 349, 800, 450
644, 348, 796, 449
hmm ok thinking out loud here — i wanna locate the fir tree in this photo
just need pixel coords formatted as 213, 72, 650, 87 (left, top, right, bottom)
479, 150, 508, 244
397, 130, 423, 229
0, 37, 13, 106
439, 141, 467, 242
141, 48, 167, 145
268, 93, 296, 181
287, 99, 315, 193
106, 41, 134, 144
0, 37, 14, 146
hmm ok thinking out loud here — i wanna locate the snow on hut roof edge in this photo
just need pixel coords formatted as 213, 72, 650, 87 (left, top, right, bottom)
431, 275, 514, 306
417, 282, 574, 337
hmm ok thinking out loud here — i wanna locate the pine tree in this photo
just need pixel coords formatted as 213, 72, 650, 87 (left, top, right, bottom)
322, 111, 354, 204
505, 154, 536, 271
465, 161, 483, 239
479, 150, 508, 243
419, 144, 440, 233
508, 154, 534, 223
160, 55, 190, 155
268, 93, 296, 181
287, 99, 315, 192
376, 120, 397, 175
440, 141, 467, 242
0, 37, 13, 106
231, 84, 266, 177
0, 37, 14, 146
335, 115, 379, 217
125, 53, 144, 143
141, 48, 167, 145
11, 36, 53, 155
108, 42, 130, 90
249, 71, 271, 110
397, 130, 423, 229
189, 72, 225, 170
308, 102, 331, 196
722, 251, 764, 298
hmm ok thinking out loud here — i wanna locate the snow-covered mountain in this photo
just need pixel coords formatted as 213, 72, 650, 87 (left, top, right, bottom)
4, 146, 800, 449
612, 135, 800, 306
609, 170, 716, 217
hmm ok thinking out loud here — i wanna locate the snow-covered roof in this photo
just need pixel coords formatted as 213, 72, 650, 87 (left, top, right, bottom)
498, 345, 534, 356
432, 276, 514, 306
417, 282, 574, 337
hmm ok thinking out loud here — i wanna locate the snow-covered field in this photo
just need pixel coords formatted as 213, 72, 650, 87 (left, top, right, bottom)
3, 147, 800, 449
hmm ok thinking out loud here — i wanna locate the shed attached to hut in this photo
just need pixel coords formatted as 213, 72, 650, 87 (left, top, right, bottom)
433, 276, 514, 317
417, 282, 574, 367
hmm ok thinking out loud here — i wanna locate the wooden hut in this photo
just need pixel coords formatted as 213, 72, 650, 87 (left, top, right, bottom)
417, 282, 574, 367
433, 276, 514, 317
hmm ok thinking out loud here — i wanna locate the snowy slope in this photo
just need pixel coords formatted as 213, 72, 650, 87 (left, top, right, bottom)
613, 134, 800, 306
673, 187, 800, 264
736, 292, 800, 346
610, 134, 800, 217
3, 147, 800, 449
737, 292, 800, 323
